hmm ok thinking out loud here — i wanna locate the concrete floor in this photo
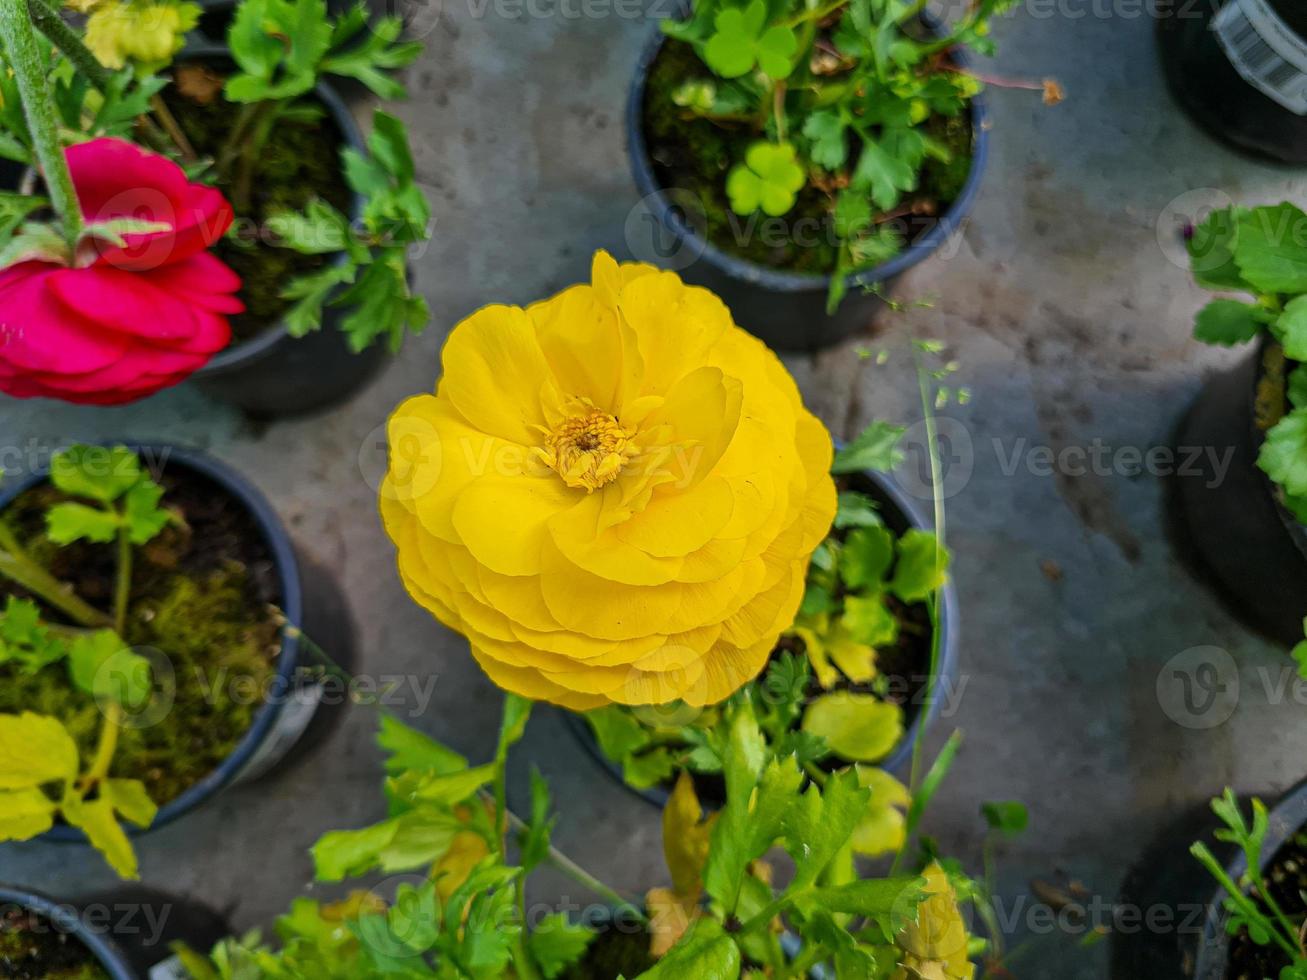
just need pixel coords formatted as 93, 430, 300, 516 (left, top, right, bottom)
5, 3, 1307, 978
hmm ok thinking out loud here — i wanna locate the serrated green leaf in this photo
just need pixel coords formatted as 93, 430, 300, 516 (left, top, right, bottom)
0, 787, 57, 841
1235, 204, 1307, 294
1194, 299, 1264, 347
528, 914, 595, 979
49, 445, 140, 503
839, 525, 895, 591
833, 422, 905, 473
1259, 410, 1307, 498
45, 502, 119, 545
890, 529, 949, 602
378, 713, 468, 775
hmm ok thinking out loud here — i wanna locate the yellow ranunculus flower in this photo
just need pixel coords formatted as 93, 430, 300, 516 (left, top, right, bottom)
381, 252, 836, 709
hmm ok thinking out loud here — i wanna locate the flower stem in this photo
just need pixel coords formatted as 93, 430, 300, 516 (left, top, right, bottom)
25, 0, 109, 91
0, 0, 83, 243
0, 522, 111, 627
83, 521, 134, 792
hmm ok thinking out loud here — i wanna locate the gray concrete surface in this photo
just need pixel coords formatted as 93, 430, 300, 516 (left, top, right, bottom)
4, 3, 1307, 978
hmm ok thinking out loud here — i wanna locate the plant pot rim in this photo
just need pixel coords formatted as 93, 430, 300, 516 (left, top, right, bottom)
1191, 777, 1307, 978
0, 883, 136, 980
0, 441, 305, 841
626, 7, 990, 295
565, 465, 961, 810
176, 44, 369, 378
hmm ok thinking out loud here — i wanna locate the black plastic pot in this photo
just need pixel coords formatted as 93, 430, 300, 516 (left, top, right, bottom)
0, 443, 357, 846
178, 46, 391, 419
626, 14, 990, 353
0, 885, 134, 980
1156, 0, 1307, 165
194, 0, 389, 43
566, 467, 961, 810
1111, 779, 1307, 979
1172, 343, 1307, 646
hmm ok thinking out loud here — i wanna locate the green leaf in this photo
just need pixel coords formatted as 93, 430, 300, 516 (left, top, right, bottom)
0, 787, 57, 841
841, 594, 898, 647
833, 421, 905, 474
794, 875, 927, 926
1292, 639, 1307, 680
834, 491, 882, 530
1194, 299, 1265, 347
225, 0, 332, 102
851, 136, 916, 210
0, 712, 79, 789
624, 747, 678, 789
528, 914, 595, 979
377, 714, 468, 775
122, 480, 171, 545
1188, 206, 1248, 291
45, 502, 120, 545
704, 1, 767, 77
1235, 204, 1307, 294
755, 24, 799, 78
833, 189, 873, 239
49, 445, 141, 503
408, 764, 496, 806
782, 768, 872, 892
498, 693, 533, 751
68, 631, 151, 709
1259, 409, 1307, 498
0, 222, 71, 268
805, 109, 849, 170
519, 767, 555, 874
267, 199, 354, 255
312, 819, 402, 881
802, 692, 904, 763
839, 526, 895, 591
890, 529, 949, 602
281, 263, 357, 338
635, 918, 740, 980
321, 18, 422, 99
726, 141, 805, 217
1276, 295, 1307, 361
981, 800, 1029, 836
585, 705, 651, 762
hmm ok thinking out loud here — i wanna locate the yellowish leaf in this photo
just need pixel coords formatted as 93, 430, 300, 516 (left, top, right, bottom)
0, 713, 79, 790
662, 771, 715, 896
63, 795, 139, 879
802, 692, 904, 763
0, 787, 57, 841
646, 887, 701, 958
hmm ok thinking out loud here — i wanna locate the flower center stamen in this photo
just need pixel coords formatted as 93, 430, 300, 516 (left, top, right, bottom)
536, 408, 637, 492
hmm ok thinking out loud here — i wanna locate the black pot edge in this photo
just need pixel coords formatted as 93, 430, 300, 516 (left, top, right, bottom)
563, 466, 961, 811
1171, 339, 1307, 645
177, 45, 368, 380
0, 442, 307, 841
625, 8, 991, 296
0, 884, 135, 980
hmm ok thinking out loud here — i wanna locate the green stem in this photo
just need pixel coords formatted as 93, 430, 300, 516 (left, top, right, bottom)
785, 944, 825, 978
1192, 844, 1302, 962
81, 702, 122, 789
907, 344, 946, 797
228, 100, 280, 212
0, 0, 82, 243
501, 810, 649, 925
26, 0, 110, 91
0, 523, 110, 627
780, 0, 846, 28
113, 523, 131, 636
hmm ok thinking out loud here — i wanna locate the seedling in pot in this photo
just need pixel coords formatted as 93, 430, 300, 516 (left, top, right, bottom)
647, 0, 1057, 309
0, 445, 286, 877
0, 446, 173, 878
1191, 790, 1307, 980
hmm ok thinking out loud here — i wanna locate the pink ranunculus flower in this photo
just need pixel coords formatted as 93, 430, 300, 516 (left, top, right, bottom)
0, 137, 242, 405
